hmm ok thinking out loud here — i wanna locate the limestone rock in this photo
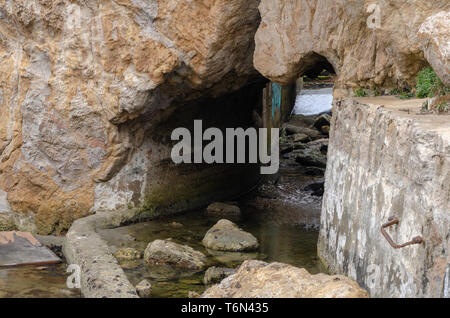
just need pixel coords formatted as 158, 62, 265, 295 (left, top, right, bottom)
202, 219, 259, 252
201, 260, 369, 298
0, 0, 261, 234
144, 240, 206, 270
254, 0, 450, 97
135, 279, 152, 298
206, 202, 241, 216
203, 266, 237, 285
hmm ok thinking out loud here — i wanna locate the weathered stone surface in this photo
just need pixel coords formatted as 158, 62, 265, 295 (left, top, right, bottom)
318, 97, 450, 298
203, 266, 237, 285
254, 0, 450, 97
0, 0, 261, 234
135, 279, 152, 298
202, 219, 259, 252
418, 11, 450, 86
201, 260, 369, 298
144, 239, 206, 270
206, 202, 241, 216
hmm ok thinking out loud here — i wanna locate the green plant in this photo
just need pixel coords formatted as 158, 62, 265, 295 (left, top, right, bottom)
389, 88, 400, 95
398, 91, 414, 100
416, 67, 449, 98
354, 88, 368, 97
373, 87, 381, 97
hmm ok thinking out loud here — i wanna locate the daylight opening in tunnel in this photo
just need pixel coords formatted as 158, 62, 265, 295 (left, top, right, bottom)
292, 54, 336, 116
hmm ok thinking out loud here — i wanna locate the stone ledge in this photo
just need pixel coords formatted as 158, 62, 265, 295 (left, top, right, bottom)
63, 209, 158, 298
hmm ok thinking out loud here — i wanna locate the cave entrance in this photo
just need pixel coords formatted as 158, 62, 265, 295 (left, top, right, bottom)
293, 53, 336, 116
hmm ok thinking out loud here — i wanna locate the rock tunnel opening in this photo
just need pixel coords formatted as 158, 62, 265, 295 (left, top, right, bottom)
300, 53, 336, 82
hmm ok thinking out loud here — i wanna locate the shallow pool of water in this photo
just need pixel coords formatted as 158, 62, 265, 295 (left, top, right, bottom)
0, 263, 81, 298
99, 207, 325, 298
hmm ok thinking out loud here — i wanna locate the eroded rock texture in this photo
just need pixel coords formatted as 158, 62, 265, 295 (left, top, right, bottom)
202, 260, 369, 298
0, 0, 262, 234
254, 0, 450, 97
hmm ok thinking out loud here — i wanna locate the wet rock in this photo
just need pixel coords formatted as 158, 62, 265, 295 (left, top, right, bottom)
288, 114, 316, 128
202, 219, 259, 252
313, 114, 331, 130
292, 133, 310, 143
320, 125, 330, 135
144, 240, 206, 270
284, 124, 322, 140
284, 124, 304, 135
305, 182, 325, 196
206, 202, 241, 216
295, 153, 327, 168
303, 167, 326, 176
280, 142, 294, 155
188, 291, 200, 298
204, 266, 237, 285
202, 260, 369, 298
170, 222, 183, 228
135, 279, 152, 298
113, 247, 142, 261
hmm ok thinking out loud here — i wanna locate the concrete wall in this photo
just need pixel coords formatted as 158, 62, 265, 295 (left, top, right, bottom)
318, 97, 449, 298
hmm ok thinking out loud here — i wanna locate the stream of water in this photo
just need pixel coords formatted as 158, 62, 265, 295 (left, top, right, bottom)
0, 88, 333, 298
99, 206, 324, 298
293, 87, 333, 115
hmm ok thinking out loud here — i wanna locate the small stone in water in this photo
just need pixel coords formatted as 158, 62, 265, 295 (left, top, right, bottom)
135, 279, 152, 298
188, 291, 200, 298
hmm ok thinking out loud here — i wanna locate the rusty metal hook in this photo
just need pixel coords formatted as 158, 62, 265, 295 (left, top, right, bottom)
381, 217, 423, 249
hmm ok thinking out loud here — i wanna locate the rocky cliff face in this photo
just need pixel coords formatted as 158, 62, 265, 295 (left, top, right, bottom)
0, 0, 262, 234
254, 0, 450, 98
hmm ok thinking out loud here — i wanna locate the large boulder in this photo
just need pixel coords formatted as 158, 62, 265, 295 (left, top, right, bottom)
144, 240, 206, 270
202, 219, 259, 252
202, 260, 369, 298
